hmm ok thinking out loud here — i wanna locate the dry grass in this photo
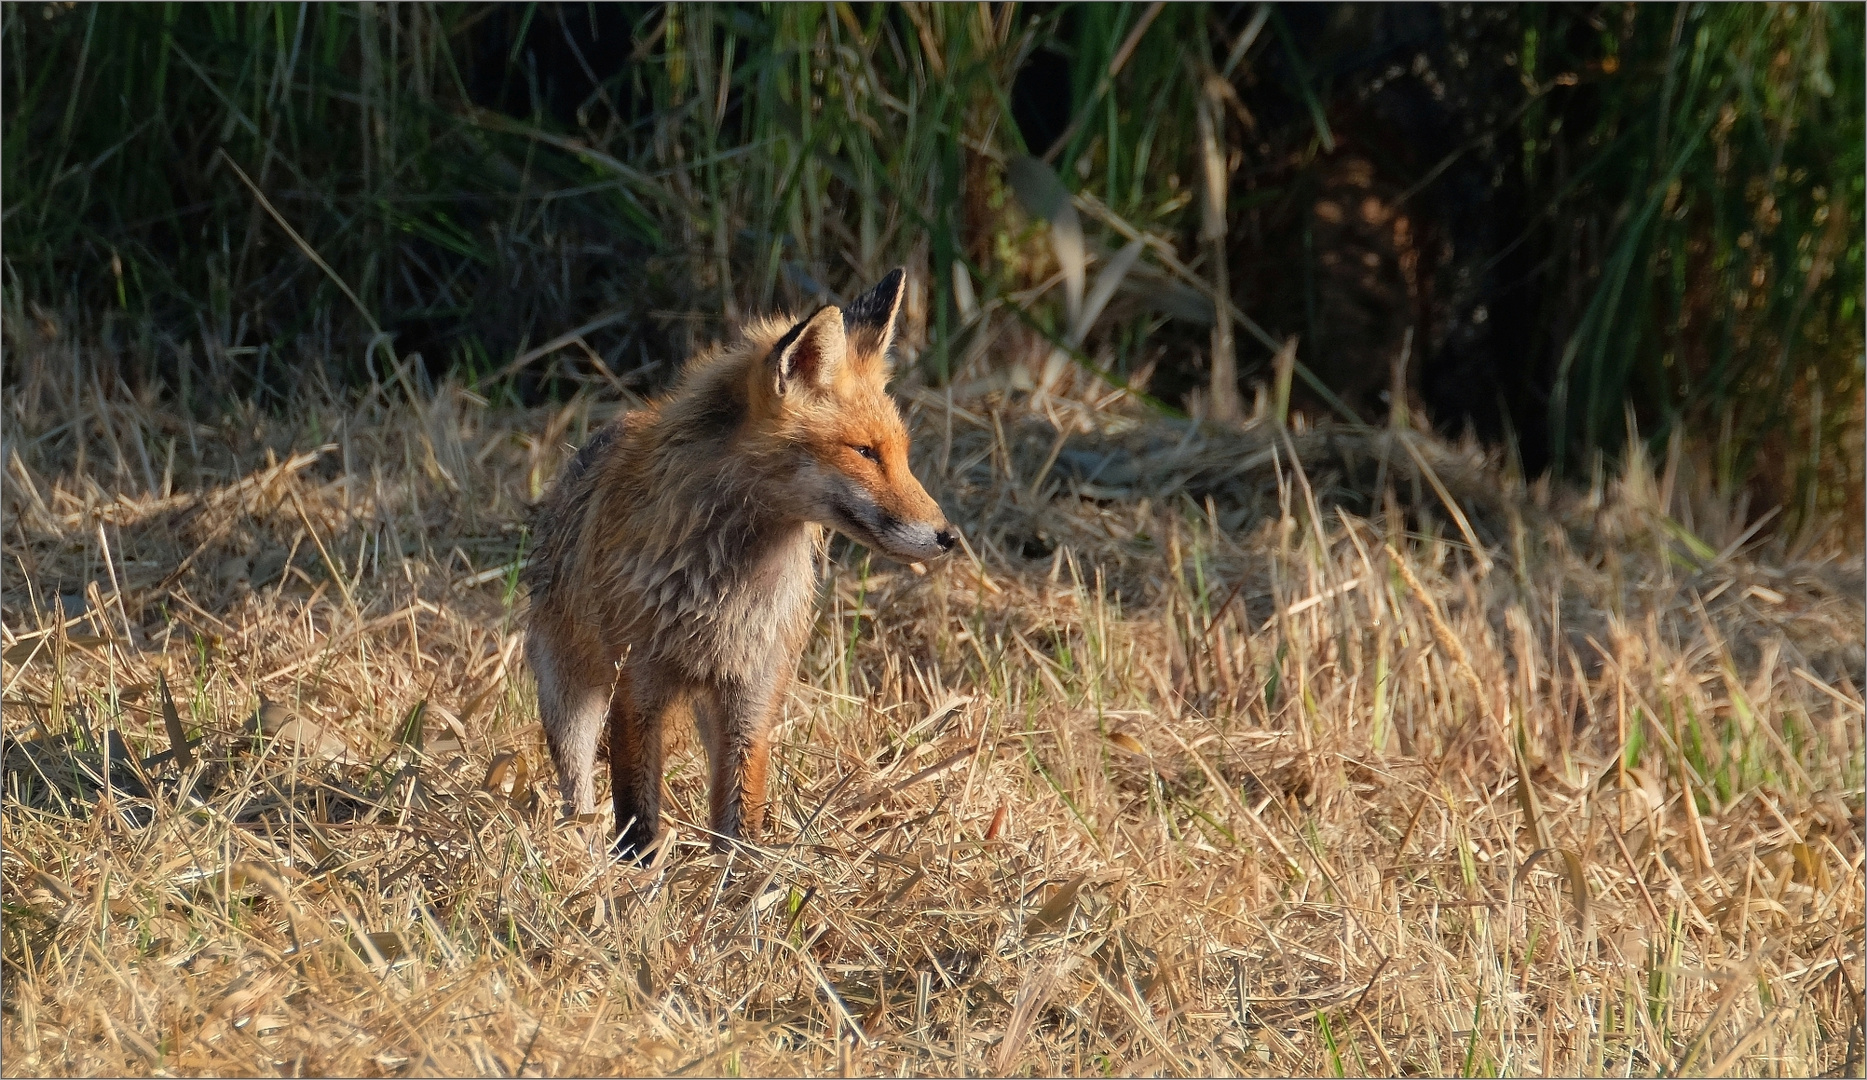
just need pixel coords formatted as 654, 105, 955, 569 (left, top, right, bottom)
3, 324, 1862, 1078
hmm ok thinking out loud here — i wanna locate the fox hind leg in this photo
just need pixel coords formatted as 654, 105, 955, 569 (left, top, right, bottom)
529, 632, 609, 818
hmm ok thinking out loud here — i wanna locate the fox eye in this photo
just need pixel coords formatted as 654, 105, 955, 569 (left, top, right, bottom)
852, 445, 882, 465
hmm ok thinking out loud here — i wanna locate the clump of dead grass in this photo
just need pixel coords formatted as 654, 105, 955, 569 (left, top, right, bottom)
3, 330, 1862, 1077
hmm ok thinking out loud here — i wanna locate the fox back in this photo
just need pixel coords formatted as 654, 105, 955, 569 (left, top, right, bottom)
524, 269, 954, 856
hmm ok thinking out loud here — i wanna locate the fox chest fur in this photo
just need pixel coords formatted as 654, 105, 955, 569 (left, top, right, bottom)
580, 422, 824, 684
528, 402, 826, 686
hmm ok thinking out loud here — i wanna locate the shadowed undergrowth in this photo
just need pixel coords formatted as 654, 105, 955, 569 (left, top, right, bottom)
1, 326, 1862, 1077
7, 2, 1862, 539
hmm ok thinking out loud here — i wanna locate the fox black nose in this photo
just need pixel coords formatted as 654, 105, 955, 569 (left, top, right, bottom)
934, 528, 957, 553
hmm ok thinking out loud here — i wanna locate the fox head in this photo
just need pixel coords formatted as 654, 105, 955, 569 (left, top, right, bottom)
747, 268, 957, 563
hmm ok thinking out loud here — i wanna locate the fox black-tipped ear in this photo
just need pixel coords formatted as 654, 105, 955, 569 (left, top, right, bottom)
842, 267, 907, 358
769, 305, 847, 396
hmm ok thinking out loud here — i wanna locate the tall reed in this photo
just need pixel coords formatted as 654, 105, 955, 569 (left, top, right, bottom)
1525, 3, 1862, 537
3, 2, 1860, 538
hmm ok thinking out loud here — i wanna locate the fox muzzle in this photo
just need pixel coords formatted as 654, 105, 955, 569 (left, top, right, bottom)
873, 512, 956, 562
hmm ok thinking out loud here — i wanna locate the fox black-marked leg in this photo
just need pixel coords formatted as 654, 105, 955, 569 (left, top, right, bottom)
704, 675, 782, 852
607, 674, 667, 863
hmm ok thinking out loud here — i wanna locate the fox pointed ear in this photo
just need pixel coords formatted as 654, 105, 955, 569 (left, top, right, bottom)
842, 267, 907, 359
768, 306, 847, 396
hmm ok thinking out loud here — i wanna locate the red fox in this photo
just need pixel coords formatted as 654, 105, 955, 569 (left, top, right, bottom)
523, 269, 955, 858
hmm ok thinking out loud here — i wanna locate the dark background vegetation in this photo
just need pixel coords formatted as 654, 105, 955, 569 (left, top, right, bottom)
5, 1, 1862, 543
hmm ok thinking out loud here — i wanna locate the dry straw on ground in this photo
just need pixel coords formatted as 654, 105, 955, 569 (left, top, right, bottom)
2, 326, 1862, 1077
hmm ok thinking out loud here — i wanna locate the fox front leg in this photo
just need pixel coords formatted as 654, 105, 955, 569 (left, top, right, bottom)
701, 675, 784, 851
608, 666, 683, 861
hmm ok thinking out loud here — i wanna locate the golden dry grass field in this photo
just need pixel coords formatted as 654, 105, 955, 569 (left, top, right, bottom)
2, 326, 1862, 1077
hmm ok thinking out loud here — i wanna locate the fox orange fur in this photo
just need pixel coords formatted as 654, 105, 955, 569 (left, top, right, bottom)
523, 269, 954, 858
